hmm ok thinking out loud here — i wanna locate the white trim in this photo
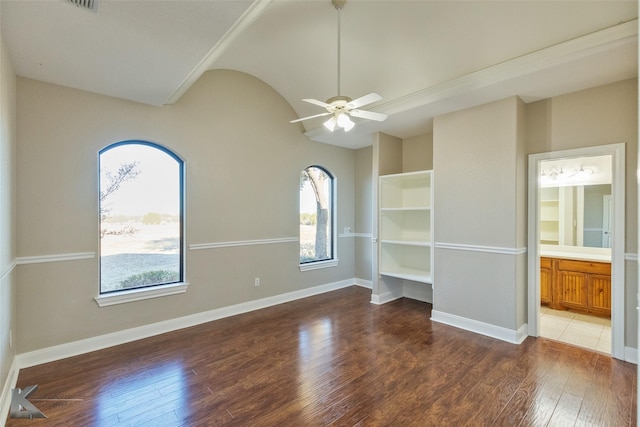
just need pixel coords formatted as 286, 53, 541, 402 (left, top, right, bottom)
338, 232, 372, 238
435, 242, 527, 255
353, 278, 372, 289
0, 356, 19, 426
299, 259, 339, 271
403, 282, 433, 303
163, 0, 273, 105
625, 346, 638, 365
354, 233, 373, 238
431, 310, 528, 344
15, 252, 95, 265
94, 282, 189, 307
17, 279, 355, 369
370, 289, 403, 305
303, 20, 637, 147
527, 143, 626, 360
625, 253, 638, 262
375, 20, 638, 117
189, 237, 298, 251
0, 261, 16, 282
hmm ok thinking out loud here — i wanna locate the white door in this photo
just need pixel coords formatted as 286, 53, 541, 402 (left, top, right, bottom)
602, 195, 612, 248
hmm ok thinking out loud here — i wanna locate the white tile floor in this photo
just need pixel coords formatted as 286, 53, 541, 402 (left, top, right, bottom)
539, 306, 611, 354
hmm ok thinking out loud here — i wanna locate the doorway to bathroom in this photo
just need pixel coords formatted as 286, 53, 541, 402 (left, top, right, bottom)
528, 143, 625, 359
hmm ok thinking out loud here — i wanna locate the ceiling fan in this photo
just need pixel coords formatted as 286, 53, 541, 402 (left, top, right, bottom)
290, 0, 388, 132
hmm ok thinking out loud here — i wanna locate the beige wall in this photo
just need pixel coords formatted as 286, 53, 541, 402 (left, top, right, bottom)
527, 78, 638, 348
15, 70, 356, 353
433, 97, 527, 331
354, 146, 373, 281
403, 133, 433, 172
371, 132, 403, 299
0, 22, 17, 406
368, 132, 435, 302
8, 56, 639, 361
527, 79, 638, 252
428, 80, 637, 346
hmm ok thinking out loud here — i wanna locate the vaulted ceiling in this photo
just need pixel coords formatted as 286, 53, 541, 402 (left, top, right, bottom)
1, 0, 637, 149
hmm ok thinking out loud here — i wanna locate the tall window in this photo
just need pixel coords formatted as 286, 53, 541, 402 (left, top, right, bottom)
300, 166, 334, 264
99, 141, 183, 294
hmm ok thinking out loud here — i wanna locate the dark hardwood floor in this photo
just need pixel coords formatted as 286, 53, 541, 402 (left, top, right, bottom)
6, 286, 636, 426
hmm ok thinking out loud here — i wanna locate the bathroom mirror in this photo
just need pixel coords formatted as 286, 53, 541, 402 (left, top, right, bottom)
539, 155, 612, 249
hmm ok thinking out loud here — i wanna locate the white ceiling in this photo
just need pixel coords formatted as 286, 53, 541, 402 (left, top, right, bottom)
1, 0, 637, 149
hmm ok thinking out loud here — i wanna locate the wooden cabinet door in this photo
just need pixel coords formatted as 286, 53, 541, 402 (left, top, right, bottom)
589, 274, 612, 316
557, 270, 588, 311
540, 265, 553, 306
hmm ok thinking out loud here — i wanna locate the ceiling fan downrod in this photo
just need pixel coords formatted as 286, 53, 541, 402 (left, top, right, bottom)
332, 0, 345, 96
289, 0, 387, 132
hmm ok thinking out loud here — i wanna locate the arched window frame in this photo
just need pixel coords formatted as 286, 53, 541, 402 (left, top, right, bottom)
299, 165, 338, 271
95, 140, 188, 307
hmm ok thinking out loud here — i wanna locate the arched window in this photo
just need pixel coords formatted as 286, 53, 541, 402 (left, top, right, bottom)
300, 166, 335, 266
99, 141, 184, 295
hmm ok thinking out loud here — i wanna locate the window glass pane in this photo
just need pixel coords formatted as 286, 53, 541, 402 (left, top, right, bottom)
100, 143, 182, 293
300, 166, 333, 263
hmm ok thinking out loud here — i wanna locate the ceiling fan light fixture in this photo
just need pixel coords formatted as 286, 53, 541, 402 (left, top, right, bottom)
337, 112, 354, 131
324, 116, 337, 131
291, 0, 387, 131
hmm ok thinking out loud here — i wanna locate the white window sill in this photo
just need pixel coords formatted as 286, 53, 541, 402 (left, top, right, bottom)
299, 259, 339, 271
95, 282, 189, 307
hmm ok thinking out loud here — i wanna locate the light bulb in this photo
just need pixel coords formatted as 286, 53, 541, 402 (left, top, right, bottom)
577, 165, 593, 176
337, 113, 354, 131
336, 112, 349, 127
342, 117, 355, 131
323, 116, 337, 132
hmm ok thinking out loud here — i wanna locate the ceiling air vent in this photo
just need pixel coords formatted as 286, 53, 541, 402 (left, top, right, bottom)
64, 0, 100, 13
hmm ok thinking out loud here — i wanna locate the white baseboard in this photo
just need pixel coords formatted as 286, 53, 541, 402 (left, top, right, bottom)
353, 278, 372, 289
625, 346, 638, 364
402, 282, 433, 303
370, 290, 403, 305
0, 356, 19, 426
17, 279, 356, 369
431, 310, 528, 344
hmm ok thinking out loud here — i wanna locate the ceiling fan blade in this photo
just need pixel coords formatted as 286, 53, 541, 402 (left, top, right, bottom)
290, 112, 332, 123
347, 92, 382, 109
302, 98, 332, 109
349, 109, 388, 122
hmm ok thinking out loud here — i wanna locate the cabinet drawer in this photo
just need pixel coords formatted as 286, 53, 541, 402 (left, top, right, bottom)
540, 257, 552, 269
556, 259, 610, 275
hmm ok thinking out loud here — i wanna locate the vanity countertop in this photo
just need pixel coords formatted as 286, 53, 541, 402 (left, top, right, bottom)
540, 244, 611, 263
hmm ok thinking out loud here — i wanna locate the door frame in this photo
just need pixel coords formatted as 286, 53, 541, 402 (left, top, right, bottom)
603, 194, 612, 248
527, 143, 625, 360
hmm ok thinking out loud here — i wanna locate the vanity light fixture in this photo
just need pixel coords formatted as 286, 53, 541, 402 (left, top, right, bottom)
576, 165, 594, 177
540, 164, 596, 186
541, 166, 576, 180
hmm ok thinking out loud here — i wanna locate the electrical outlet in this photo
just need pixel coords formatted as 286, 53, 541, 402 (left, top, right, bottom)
344, 226, 352, 234
254, 278, 260, 287
9, 330, 12, 348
